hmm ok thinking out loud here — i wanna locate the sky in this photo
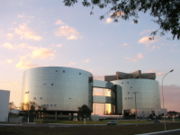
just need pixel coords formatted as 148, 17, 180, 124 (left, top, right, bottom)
0, 0, 179, 111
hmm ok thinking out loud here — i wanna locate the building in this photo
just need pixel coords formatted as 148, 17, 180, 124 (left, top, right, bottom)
0, 90, 10, 122
22, 67, 93, 119
105, 70, 161, 117
22, 67, 161, 119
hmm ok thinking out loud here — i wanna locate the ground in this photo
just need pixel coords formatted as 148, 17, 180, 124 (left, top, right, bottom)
0, 123, 180, 135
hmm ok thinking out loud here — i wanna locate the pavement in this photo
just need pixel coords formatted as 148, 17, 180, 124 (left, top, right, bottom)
136, 129, 180, 135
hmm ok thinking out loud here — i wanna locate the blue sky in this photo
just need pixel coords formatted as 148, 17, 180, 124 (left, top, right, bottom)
0, 0, 179, 111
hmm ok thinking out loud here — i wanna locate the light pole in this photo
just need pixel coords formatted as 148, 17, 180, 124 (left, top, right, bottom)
161, 69, 174, 130
133, 92, 138, 120
25, 91, 30, 123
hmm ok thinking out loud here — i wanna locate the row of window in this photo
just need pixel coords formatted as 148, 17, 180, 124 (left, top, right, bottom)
42, 104, 57, 107
125, 97, 133, 100
54, 69, 83, 75
33, 97, 43, 100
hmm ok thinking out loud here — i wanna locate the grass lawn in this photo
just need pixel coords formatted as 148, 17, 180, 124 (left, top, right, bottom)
35, 120, 152, 124
0, 123, 180, 135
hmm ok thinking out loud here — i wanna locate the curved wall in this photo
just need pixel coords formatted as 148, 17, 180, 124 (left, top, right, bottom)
22, 67, 93, 111
0, 90, 10, 122
112, 79, 161, 115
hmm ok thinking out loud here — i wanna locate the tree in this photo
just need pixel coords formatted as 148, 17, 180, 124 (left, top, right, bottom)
63, 0, 180, 39
78, 104, 92, 120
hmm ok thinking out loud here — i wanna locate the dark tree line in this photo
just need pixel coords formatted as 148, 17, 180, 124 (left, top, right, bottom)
63, 0, 180, 39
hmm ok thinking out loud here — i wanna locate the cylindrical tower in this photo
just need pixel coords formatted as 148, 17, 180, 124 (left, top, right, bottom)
22, 67, 93, 112
0, 90, 10, 122
112, 79, 161, 116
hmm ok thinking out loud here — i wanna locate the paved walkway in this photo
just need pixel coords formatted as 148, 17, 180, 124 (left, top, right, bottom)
136, 129, 180, 135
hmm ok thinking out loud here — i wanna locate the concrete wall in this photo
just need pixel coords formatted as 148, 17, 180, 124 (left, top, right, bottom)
0, 90, 10, 122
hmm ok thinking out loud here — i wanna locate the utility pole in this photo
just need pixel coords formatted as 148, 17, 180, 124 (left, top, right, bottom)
133, 92, 138, 120
162, 69, 174, 130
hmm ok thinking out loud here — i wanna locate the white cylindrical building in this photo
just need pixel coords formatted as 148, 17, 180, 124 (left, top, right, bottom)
112, 79, 161, 117
22, 67, 93, 112
0, 90, 10, 122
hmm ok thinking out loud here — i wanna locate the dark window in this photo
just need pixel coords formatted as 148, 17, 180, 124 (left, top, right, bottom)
40, 97, 43, 100
55, 70, 58, 72
51, 83, 54, 86
89, 76, 93, 83
33, 97, 36, 100
79, 72, 82, 75
62, 70, 65, 73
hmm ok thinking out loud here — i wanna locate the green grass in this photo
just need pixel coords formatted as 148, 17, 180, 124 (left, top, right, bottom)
36, 119, 151, 124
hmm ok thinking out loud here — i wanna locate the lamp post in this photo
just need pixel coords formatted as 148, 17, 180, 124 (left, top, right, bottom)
161, 69, 174, 130
133, 91, 138, 120
25, 91, 30, 123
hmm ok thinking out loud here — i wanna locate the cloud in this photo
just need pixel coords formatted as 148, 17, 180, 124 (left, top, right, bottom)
17, 43, 35, 50
53, 44, 63, 48
121, 43, 129, 47
14, 23, 42, 41
93, 76, 104, 80
31, 47, 55, 59
140, 29, 153, 36
2, 42, 14, 49
83, 58, 91, 64
105, 17, 113, 24
17, 14, 34, 19
67, 61, 77, 67
138, 36, 160, 49
6, 33, 14, 40
146, 69, 164, 76
125, 53, 144, 62
55, 19, 64, 25
16, 56, 37, 69
55, 25, 81, 40
5, 59, 13, 64
111, 11, 125, 18
1, 42, 56, 60
138, 36, 157, 44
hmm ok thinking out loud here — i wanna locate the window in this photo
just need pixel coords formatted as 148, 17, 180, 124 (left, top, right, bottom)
51, 83, 54, 86
62, 70, 65, 73
55, 70, 58, 72
79, 72, 82, 75
89, 77, 93, 83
